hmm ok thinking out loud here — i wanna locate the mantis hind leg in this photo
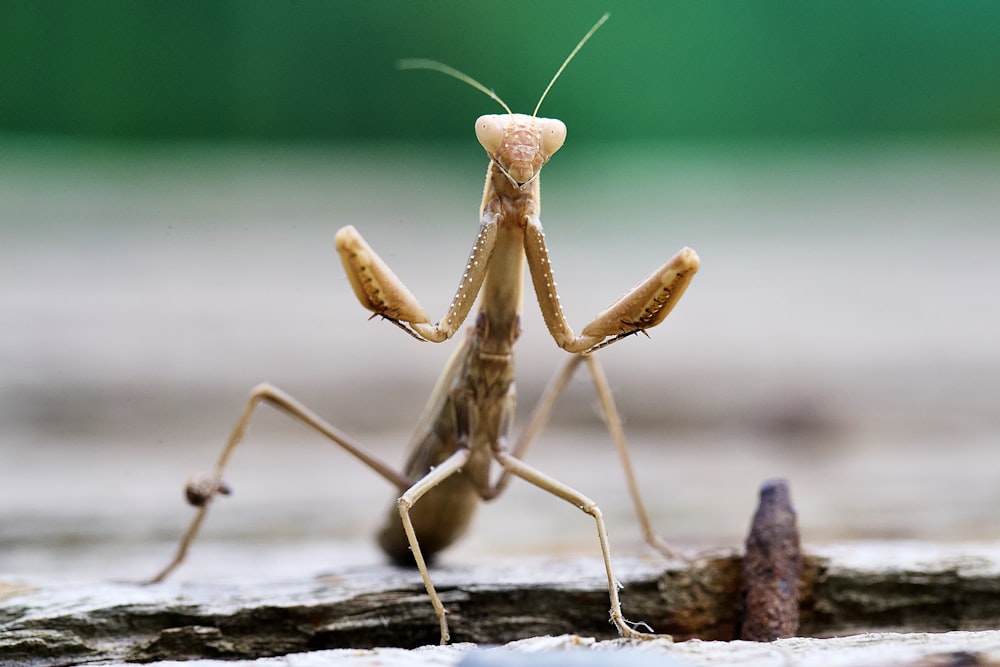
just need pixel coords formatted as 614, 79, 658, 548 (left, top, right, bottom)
583, 354, 684, 560
143, 382, 411, 584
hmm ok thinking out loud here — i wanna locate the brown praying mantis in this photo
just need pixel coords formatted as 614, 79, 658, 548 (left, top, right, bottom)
146, 13, 699, 644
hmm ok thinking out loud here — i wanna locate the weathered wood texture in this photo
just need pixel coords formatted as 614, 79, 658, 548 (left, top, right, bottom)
2, 543, 1000, 665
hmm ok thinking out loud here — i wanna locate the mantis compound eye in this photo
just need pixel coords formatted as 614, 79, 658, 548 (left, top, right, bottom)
538, 118, 567, 157
475, 115, 505, 155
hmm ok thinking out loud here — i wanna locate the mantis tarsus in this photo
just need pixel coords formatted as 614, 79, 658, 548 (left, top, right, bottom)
147, 13, 700, 644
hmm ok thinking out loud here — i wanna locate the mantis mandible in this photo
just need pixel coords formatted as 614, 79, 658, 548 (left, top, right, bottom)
147, 13, 700, 644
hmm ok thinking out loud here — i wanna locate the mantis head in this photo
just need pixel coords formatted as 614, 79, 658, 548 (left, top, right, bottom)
398, 13, 608, 188
475, 113, 566, 187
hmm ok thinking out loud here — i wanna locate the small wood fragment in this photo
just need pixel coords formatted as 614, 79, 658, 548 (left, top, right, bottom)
739, 478, 802, 641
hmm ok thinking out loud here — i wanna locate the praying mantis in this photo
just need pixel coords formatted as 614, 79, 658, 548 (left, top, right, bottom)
146, 13, 699, 644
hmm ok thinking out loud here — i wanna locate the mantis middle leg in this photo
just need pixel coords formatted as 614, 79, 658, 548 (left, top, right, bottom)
485, 354, 681, 560
492, 448, 654, 638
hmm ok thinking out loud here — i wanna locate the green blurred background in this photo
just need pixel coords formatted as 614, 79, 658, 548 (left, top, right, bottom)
3, 0, 999, 144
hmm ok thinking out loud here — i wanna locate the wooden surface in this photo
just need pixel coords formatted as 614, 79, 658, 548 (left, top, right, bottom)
3, 543, 1000, 665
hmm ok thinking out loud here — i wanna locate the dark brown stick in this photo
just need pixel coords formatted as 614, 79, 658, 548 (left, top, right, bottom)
739, 478, 802, 641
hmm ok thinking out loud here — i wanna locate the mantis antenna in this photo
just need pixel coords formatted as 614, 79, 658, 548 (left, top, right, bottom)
397, 12, 610, 118
396, 58, 513, 115
532, 12, 609, 117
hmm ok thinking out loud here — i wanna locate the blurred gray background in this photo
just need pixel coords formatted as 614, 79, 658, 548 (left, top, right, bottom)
2, 1, 999, 581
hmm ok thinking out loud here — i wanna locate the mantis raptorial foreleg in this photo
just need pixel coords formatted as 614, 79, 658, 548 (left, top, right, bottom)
338, 215, 698, 356
524, 217, 700, 354
335, 214, 499, 344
